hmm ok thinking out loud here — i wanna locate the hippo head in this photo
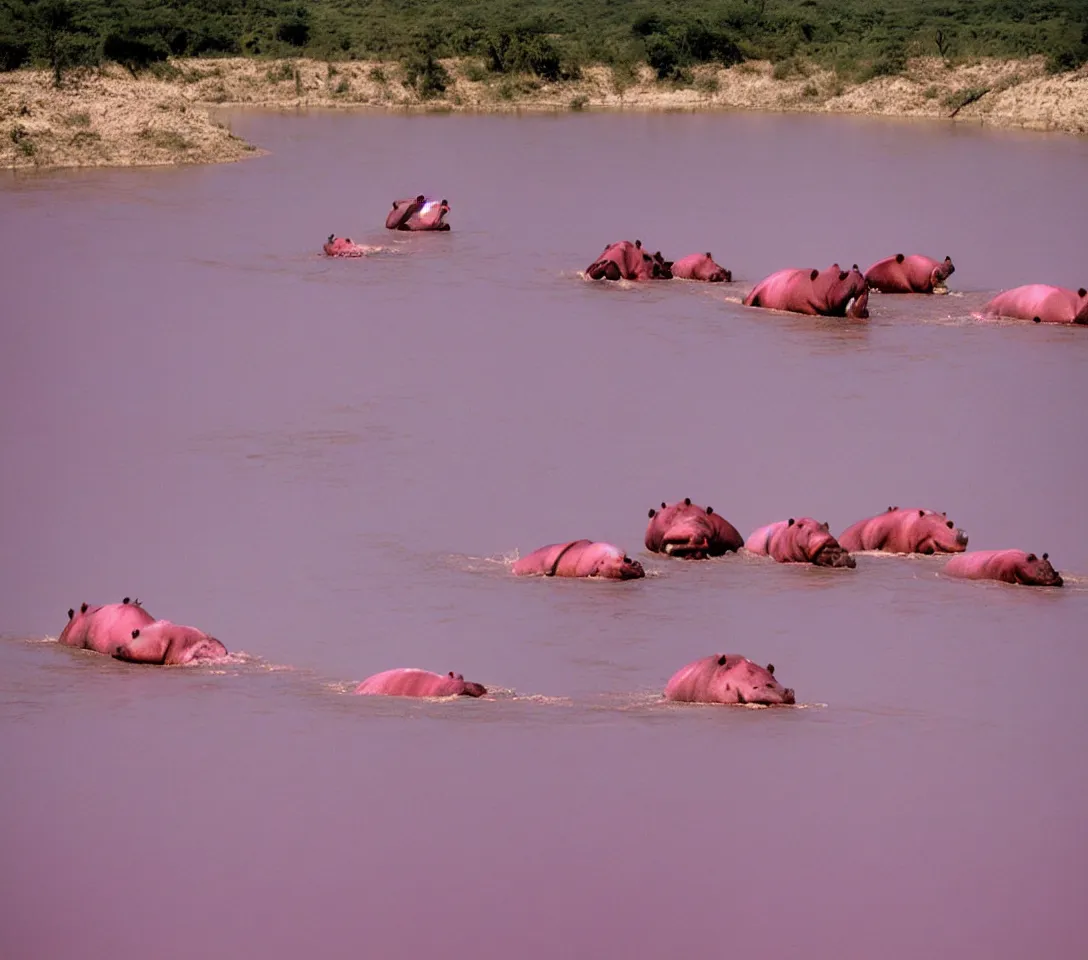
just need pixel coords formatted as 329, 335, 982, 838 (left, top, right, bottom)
931, 256, 955, 291
703, 253, 732, 282
448, 671, 487, 697
841, 264, 870, 318
716, 655, 796, 705
592, 544, 646, 580
789, 518, 856, 568
651, 251, 673, 279
648, 497, 714, 558
913, 509, 968, 554
1017, 552, 1063, 587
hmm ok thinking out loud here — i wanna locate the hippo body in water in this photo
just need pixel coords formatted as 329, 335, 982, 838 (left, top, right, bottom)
385, 196, 451, 231
355, 669, 487, 698
512, 540, 645, 579
864, 254, 955, 294
665, 654, 796, 705
944, 550, 1063, 586
113, 621, 228, 665
58, 599, 155, 655
839, 507, 968, 555
745, 518, 856, 568
744, 264, 869, 318
645, 498, 743, 558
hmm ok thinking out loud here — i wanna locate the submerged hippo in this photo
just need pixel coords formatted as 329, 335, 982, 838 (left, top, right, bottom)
944, 550, 1063, 587
645, 498, 743, 558
355, 668, 487, 698
585, 239, 672, 281
665, 654, 796, 705
323, 235, 378, 257
744, 263, 869, 318
745, 518, 856, 568
113, 621, 228, 665
980, 285, 1088, 325
385, 195, 451, 231
839, 507, 968, 555
58, 598, 155, 655
864, 254, 955, 294
670, 252, 732, 282
513, 540, 645, 579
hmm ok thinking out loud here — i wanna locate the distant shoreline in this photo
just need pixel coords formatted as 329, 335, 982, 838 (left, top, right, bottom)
2, 55, 1086, 170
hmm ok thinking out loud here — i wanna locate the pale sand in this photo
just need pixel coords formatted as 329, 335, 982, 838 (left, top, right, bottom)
2, 55, 1086, 170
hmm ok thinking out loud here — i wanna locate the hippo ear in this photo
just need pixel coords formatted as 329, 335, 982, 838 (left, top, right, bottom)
895, 253, 905, 263
706, 251, 712, 258
766, 663, 775, 674
80, 602, 88, 613
416, 194, 425, 202
684, 497, 691, 506
946, 520, 954, 528
1027, 554, 1037, 562
67, 608, 74, 620
131, 629, 140, 639
918, 509, 925, 517
1079, 288, 1087, 298
448, 671, 455, 678
391, 201, 397, 209
706, 506, 713, 515
946, 257, 954, 264
648, 508, 656, 518
441, 199, 448, 205
635, 239, 642, 248
852, 264, 859, 271
887, 506, 893, 512
788, 518, 795, 526
661, 502, 667, 509
809, 269, 819, 281
327, 234, 334, 242
123, 596, 130, 604
717, 655, 727, 666
1043, 552, 1049, 560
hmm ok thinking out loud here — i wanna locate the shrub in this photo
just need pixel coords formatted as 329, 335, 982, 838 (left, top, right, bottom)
569, 93, 589, 110
103, 28, 170, 73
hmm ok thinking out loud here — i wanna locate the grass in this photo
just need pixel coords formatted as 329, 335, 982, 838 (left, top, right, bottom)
139, 128, 193, 151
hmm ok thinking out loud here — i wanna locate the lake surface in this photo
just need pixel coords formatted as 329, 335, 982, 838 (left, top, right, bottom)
2, 111, 1086, 959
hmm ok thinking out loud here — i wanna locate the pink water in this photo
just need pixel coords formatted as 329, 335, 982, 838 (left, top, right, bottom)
2, 111, 1086, 959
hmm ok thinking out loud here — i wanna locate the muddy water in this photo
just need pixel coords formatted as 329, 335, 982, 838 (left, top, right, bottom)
2, 112, 1086, 959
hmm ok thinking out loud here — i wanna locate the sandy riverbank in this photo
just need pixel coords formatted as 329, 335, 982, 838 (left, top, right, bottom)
2, 55, 1086, 169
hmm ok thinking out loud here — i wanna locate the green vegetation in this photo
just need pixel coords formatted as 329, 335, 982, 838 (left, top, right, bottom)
1, 0, 1086, 87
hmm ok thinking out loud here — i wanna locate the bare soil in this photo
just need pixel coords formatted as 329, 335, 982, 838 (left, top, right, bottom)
3, 56, 1086, 170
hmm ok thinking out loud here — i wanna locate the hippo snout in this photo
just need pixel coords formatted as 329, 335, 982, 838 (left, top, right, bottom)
815, 544, 856, 568
783, 688, 796, 705
461, 682, 487, 698
956, 528, 969, 546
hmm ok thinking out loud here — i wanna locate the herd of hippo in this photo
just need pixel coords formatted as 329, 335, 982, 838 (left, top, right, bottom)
56, 499, 1063, 708
55, 195, 1075, 704
322, 199, 1087, 325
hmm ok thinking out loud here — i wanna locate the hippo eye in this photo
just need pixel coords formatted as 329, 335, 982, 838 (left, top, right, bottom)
623, 556, 631, 563
1027, 554, 1037, 562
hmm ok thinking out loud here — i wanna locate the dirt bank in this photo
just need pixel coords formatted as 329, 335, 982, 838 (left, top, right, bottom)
3, 55, 1086, 170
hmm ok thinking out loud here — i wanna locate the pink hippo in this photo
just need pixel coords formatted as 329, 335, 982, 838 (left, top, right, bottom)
385, 196, 451, 231
512, 540, 646, 579
585, 240, 672, 281
839, 507, 968, 555
864, 254, 955, 294
355, 668, 487, 698
745, 518, 856, 568
645, 498, 743, 558
670, 252, 732, 282
113, 621, 228, 665
665, 654, 796, 705
980, 285, 1088, 325
323, 235, 379, 257
58, 598, 155, 655
944, 550, 1063, 587
743, 263, 869, 318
